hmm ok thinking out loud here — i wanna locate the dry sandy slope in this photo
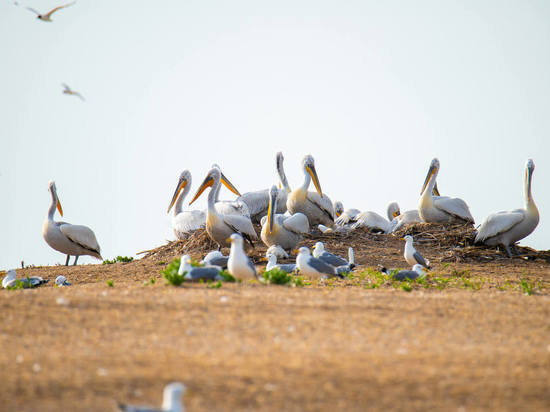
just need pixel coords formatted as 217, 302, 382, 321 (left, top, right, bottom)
1, 226, 550, 411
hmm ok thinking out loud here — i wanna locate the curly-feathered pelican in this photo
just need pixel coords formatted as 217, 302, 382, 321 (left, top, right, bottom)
287, 155, 334, 227
210, 164, 250, 217
42, 181, 102, 265
475, 159, 539, 257
261, 185, 309, 250
190, 168, 257, 249
167, 170, 206, 239
351, 202, 401, 233
237, 152, 292, 223
419, 158, 474, 224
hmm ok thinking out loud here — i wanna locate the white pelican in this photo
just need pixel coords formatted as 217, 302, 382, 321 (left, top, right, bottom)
190, 167, 257, 249
179, 255, 222, 281
118, 382, 186, 412
295, 247, 342, 278
201, 250, 228, 268
211, 164, 250, 217
475, 159, 539, 257
419, 158, 474, 224
388, 183, 442, 232
382, 264, 426, 281
167, 170, 206, 239
266, 245, 289, 259
265, 253, 297, 273
261, 185, 309, 250
287, 155, 335, 227
333, 201, 344, 218
334, 204, 362, 226
237, 152, 292, 223
227, 233, 257, 280
352, 202, 401, 233
42, 181, 102, 265
26, 1, 75, 21
402, 235, 430, 269
2, 269, 48, 289
61, 83, 85, 101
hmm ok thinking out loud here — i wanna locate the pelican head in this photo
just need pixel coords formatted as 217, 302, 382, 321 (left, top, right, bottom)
387, 202, 401, 220
302, 155, 323, 196
189, 167, 241, 205
267, 185, 278, 233
48, 180, 63, 217
421, 158, 440, 195
167, 170, 191, 213
333, 201, 344, 217
161, 382, 186, 411
525, 158, 535, 200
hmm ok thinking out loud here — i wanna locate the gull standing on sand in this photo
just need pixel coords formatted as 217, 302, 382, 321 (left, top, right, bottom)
61, 83, 85, 101
475, 159, 539, 257
227, 233, 257, 280
42, 181, 102, 265
26, 1, 75, 21
2, 269, 48, 289
295, 247, 342, 278
402, 235, 430, 269
118, 382, 186, 412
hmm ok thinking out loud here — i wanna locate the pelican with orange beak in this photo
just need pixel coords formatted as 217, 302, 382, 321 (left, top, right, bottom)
190, 167, 257, 249
418, 158, 474, 224
261, 185, 309, 250
167, 170, 206, 239
286, 155, 335, 227
42, 180, 102, 265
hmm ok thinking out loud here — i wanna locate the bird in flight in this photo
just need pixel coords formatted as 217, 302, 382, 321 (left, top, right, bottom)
61, 83, 85, 101
26, 1, 76, 22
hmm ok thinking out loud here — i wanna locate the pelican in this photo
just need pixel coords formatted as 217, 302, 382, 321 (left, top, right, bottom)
352, 202, 401, 233
26, 1, 75, 21
266, 245, 289, 259
287, 155, 335, 227
261, 185, 309, 250
167, 170, 206, 239
402, 235, 430, 269
118, 382, 186, 412
42, 181, 102, 265
237, 152, 292, 223
179, 255, 223, 281
2, 269, 48, 289
227, 234, 257, 280
334, 204, 362, 226
190, 167, 257, 249
475, 159, 539, 257
419, 158, 474, 224
382, 264, 426, 281
210, 164, 250, 217
389, 184, 442, 232
201, 251, 228, 269
295, 247, 342, 278
333, 201, 344, 218
265, 253, 297, 273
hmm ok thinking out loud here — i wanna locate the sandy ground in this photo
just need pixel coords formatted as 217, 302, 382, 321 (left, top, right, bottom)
1, 226, 550, 411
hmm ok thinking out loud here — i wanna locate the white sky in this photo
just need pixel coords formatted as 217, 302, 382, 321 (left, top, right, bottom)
1, 0, 549, 268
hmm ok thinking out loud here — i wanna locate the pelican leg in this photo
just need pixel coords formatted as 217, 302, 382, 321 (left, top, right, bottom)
503, 245, 513, 258
512, 244, 520, 255
73, 256, 79, 265
65, 255, 70, 266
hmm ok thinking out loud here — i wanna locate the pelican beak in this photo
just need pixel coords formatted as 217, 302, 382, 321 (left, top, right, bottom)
267, 189, 277, 233
260, 257, 268, 262
400, 237, 405, 241
189, 175, 213, 205
393, 211, 399, 218
226, 237, 232, 243
306, 164, 323, 197
57, 199, 63, 217
433, 182, 440, 197
335, 209, 342, 217
220, 172, 241, 197
420, 164, 438, 195
167, 179, 187, 213
278, 182, 282, 189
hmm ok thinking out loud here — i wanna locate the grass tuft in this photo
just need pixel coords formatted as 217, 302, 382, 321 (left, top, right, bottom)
161, 257, 185, 286
262, 268, 303, 286
106, 280, 114, 287
103, 256, 134, 265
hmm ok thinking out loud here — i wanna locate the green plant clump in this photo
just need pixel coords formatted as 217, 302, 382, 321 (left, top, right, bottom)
103, 256, 134, 265
106, 280, 114, 287
162, 257, 185, 286
218, 270, 236, 282
262, 268, 303, 286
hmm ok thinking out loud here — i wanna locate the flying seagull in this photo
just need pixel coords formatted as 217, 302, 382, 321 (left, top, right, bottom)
62, 83, 85, 101
27, 1, 76, 22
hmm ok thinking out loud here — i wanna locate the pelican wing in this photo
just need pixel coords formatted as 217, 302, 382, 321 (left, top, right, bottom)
475, 211, 525, 243
433, 196, 474, 223
281, 213, 309, 234
215, 200, 250, 217
306, 192, 334, 221
238, 190, 269, 218
223, 214, 258, 239
59, 223, 100, 254
353, 211, 390, 233
173, 210, 205, 236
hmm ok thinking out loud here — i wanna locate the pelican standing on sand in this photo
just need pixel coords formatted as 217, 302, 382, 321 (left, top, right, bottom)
190, 168, 257, 249
167, 170, 206, 239
261, 185, 309, 250
42, 181, 102, 265
227, 233, 257, 280
402, 235, 430, 269
287, 155, 335, 227
237, 152, 292, 223
418, 158, 474, 224
475, 159, 539, 257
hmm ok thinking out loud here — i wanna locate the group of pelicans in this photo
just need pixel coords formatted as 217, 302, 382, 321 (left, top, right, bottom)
38, 152, 540, 282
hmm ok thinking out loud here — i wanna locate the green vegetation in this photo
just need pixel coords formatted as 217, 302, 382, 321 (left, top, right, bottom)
103, 256, 134, 265
162, 257, 185, 286
218, 270, 236, 282
106, 280, 114, 287
262, 268, 304, 287
519, 278, 536, 295
5, 279, 27, 290
206, 280, 223, 289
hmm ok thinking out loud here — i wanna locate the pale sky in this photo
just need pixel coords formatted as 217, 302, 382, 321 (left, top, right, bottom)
1, 0, 549, 268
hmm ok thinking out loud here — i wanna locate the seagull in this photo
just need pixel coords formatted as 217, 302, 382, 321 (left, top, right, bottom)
55, 275, 71, 286
200, 251, 229, 269
382, 264, 426, 281
61, 83, 85, 101
227, 233, 257, 280
266, 245, 289, 259
2, 269, 49, 289
264, 253, 297, 273
312, 242, 354, 269
295, 247, 343, 279
178, 255, 222, 281
118, 382, 186, 412
402, 235, 430, 269
27, 2, 76, 22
